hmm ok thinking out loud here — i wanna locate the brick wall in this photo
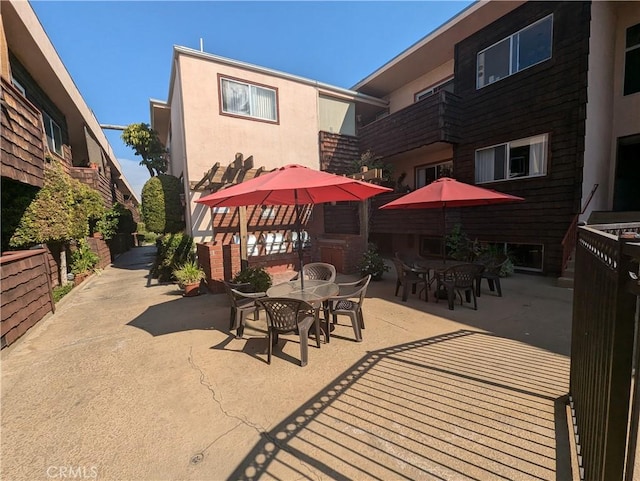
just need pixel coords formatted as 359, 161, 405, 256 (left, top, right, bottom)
197, 242, 241, 294
87, 236, 111, 269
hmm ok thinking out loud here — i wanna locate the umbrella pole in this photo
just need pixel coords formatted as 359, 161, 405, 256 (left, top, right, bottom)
442, 206, 446, 264
294, 191, 304, 289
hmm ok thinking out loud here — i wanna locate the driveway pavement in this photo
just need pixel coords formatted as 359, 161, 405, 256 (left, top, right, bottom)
1, 245, 574, 480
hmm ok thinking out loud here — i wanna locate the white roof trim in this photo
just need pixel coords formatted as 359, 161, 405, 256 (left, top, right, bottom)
173, 46, 388, 108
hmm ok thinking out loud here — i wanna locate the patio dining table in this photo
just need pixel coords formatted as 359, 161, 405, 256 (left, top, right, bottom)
267, 279, 339, 343
409, 259, 467, 298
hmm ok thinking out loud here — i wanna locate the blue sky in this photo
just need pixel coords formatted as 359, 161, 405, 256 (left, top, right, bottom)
30, 1, 473, 200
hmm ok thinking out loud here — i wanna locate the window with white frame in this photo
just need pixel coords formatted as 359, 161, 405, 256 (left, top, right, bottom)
42, 111, 63, 155
415, 77, 454, 102
220, 77, 278, 122
477, 14, 553, 89
475, 134, 548, 183
416, 160, 453, 188
624, 23, 640, 95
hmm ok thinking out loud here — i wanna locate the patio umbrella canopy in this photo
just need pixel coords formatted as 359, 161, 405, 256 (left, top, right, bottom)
379, 177, 524, 260
196, 164, 392, 285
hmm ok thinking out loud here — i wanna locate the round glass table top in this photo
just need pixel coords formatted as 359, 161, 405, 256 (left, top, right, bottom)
266, 279, 339, 303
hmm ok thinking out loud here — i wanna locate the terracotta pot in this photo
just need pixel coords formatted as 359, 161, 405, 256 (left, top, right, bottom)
73, 272, 89, 286
182, 283, 201, 297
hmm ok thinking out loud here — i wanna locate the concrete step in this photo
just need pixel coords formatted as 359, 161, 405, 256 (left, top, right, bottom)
558, 251, 576, 288
557, 276, 574, 289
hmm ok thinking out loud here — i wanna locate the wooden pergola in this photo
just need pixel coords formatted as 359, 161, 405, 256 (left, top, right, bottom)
191, 153, 268, 193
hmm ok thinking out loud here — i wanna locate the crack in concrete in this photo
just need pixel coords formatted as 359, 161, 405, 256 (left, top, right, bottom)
187, 348, 321, 481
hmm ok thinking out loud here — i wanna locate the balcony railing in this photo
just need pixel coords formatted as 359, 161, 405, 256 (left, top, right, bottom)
358, 90, 461, 159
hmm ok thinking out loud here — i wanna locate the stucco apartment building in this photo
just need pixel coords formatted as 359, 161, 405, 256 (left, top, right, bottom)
153, 0, 640, 277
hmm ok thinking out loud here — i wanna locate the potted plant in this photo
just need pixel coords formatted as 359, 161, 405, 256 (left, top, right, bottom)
231, 266, 272, 292
173, 259, 206, 297
70, 239, 99, 286
357, 243, 389, 281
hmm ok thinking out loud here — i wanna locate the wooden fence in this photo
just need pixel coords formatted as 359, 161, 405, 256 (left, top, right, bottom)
0, 248, 55, 349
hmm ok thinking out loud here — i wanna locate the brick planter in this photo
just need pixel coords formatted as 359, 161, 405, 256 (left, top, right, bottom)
197, 242, 241, 294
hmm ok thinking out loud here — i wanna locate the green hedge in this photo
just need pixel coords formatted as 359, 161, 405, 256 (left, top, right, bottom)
152, 233, 194, 282
141, 174, 184, 234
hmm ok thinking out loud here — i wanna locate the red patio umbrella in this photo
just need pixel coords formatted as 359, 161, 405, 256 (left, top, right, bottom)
196, 164, 392, 286
379, 177, 524, 260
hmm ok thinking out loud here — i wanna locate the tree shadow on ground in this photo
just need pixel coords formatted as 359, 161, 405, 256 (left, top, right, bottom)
228, 330, 572, 481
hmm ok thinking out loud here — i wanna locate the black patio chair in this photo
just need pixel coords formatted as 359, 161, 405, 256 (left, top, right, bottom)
436, 263, 484, 310
223, 281, 266, 338
476, 253, 508, 297
327, 275, 371, 342
392, 257, 428, 302
256, 297, 320, 367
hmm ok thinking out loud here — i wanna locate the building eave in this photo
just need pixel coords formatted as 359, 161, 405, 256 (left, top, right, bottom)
173, 45, 388, 108
351, 0, 525, 96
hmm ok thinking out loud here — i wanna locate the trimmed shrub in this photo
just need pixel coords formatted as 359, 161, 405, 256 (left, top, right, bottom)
141, 174, 184, 234
10, 161, 105, 248
1, 178, 38, 252
152, 233, 194, 282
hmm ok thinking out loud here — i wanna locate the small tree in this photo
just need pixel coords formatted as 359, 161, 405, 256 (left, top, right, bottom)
121, 123, 168, 177
141, 174, 184, 234
10, 161, 105, 284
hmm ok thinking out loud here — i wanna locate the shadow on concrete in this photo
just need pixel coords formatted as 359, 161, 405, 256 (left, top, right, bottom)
209, 326, 320, 366
364, 270, 573, 358
110, 245, 158, 271
126, 291, 224, 336
228, 330, 572, 481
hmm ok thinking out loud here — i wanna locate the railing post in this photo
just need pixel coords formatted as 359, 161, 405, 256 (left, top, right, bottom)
603, 234, 637, 480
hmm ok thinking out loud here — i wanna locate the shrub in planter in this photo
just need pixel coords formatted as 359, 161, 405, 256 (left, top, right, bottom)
232, 266, 272, 292
357, 243, 389, 281
70, 239, 99, 275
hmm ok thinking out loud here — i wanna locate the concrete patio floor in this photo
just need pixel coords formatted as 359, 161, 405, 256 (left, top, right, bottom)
1, 245, 574, 480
